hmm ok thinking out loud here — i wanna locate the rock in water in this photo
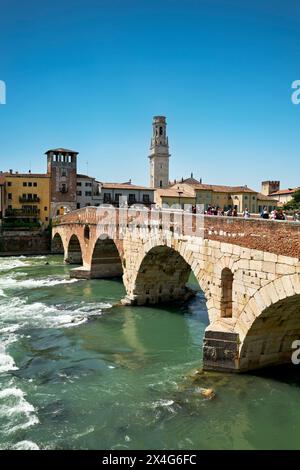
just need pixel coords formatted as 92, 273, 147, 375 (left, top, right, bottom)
200, 388, 215, 399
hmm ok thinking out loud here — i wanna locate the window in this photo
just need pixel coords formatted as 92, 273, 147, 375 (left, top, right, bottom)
77, 182, 82, 187
22, 193, 26, 199
8, 205, 12, 210
33, 182, 37, 187
115, 193, 122, 202
128, 194, 136, 204
103, 193, 111, 203
85, 191, 92, 197
61, 170, 66, 177
143, 194, 150, 203
252, 196, 255, 200
33, 194, 38, 200
159, 126, 163, 136
8, 193, 12, 199
61, 183, 67, 193
245, 195, 248, 200
28, 194, 32, 200
28, 182, 32, 187
76, 190, 82, 196
77, 203, 81, 209
7, 182, 11, 187
44, 206, 47, 211
45, 217, 48, 221
85, 182, 92, 187
85, 203, 91, 206
159, 180, 162, 188
23, 182, 27, 187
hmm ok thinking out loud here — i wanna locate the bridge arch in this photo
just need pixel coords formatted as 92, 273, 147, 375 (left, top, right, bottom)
236, 274, 300, 370
52, 232, 64, 254
90, 235, 123, 278
66, 234, 83, 264
127, 244, 207, 306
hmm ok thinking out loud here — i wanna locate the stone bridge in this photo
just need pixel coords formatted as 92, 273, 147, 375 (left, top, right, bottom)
52, 206, 300, 373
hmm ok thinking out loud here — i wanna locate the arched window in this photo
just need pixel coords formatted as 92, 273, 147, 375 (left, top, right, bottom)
221, 268, 233, 317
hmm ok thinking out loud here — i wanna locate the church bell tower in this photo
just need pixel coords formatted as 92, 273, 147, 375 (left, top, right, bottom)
149, 116, 170, 188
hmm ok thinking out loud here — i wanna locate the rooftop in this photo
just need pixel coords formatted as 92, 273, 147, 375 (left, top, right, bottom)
45, 148, 79, 154
170, 181, 257, 194
101, 182, 155, 191
270, 188, 299, 196
256, 192, 279, 201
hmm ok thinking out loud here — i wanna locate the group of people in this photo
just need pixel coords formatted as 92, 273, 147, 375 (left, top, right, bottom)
260, 207, 287, 220
205, 205, 239, 217
188, 204, 300, 221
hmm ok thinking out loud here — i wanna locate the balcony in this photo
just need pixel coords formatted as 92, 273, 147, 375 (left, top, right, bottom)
5, 208, 40, 218
19, 196, 40, 203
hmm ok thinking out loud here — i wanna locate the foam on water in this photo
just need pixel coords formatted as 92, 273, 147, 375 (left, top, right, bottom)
0, 275, 80, 290
12, 440, 40, 450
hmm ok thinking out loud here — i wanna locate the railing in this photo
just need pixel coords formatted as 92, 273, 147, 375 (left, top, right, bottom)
19, 197, 40, 203
5, 208, 40, 217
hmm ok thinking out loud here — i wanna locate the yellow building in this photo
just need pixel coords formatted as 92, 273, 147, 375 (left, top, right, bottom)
155, 187, 196, 208
168, 178, 278, 214
3, 172, 50, 226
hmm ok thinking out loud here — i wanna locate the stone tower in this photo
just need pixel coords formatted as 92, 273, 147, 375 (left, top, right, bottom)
149, 116, 170, 188
261, 180, 280, 196
46, 148, 78, 217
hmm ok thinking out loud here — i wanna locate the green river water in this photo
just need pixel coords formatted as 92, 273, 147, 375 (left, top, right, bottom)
0, 255, 300, 450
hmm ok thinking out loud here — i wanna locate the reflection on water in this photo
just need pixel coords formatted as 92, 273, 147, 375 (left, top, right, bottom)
0, 255, 300, 449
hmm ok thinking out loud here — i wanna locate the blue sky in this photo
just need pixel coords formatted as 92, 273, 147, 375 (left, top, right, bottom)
0, 0, 300, 190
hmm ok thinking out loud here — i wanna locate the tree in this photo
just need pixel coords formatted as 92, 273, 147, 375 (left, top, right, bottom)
283, 189, 300, 210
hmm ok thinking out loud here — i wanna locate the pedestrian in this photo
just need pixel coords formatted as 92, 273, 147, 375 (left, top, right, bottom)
242, 207, 250, 218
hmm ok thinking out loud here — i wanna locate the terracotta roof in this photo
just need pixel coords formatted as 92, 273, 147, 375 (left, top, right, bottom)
170, 181, 257, 194
3, 172, 49, 178
256, 192, 279, 201
45, 148, 79, 154
77, 174, 95, 180
156, 187, 195, 198
270, 188, 299, 196
101, 183, 155, 191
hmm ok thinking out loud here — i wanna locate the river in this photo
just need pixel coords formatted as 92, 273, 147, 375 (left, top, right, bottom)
0, 255, 300, 450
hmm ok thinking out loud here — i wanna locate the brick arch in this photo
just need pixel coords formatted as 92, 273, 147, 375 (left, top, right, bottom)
52, 227, 69, 258
66, 233, 84, 264
51, 232, 64, 254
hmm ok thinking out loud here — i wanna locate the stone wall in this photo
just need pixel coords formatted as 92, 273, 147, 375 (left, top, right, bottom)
0, 229, 51, 254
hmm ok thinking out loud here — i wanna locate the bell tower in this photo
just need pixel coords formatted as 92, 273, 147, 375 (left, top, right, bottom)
149, 116, 170, 188
46, 148, 78, 217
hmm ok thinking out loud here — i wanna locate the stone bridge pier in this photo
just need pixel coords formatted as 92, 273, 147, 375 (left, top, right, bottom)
52, 207, 300, 373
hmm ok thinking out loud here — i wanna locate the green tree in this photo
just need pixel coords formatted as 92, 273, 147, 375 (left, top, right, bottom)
283, 189, 300, 210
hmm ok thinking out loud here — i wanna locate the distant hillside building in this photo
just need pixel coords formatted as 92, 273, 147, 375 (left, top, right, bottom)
260, 180, 300, 206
